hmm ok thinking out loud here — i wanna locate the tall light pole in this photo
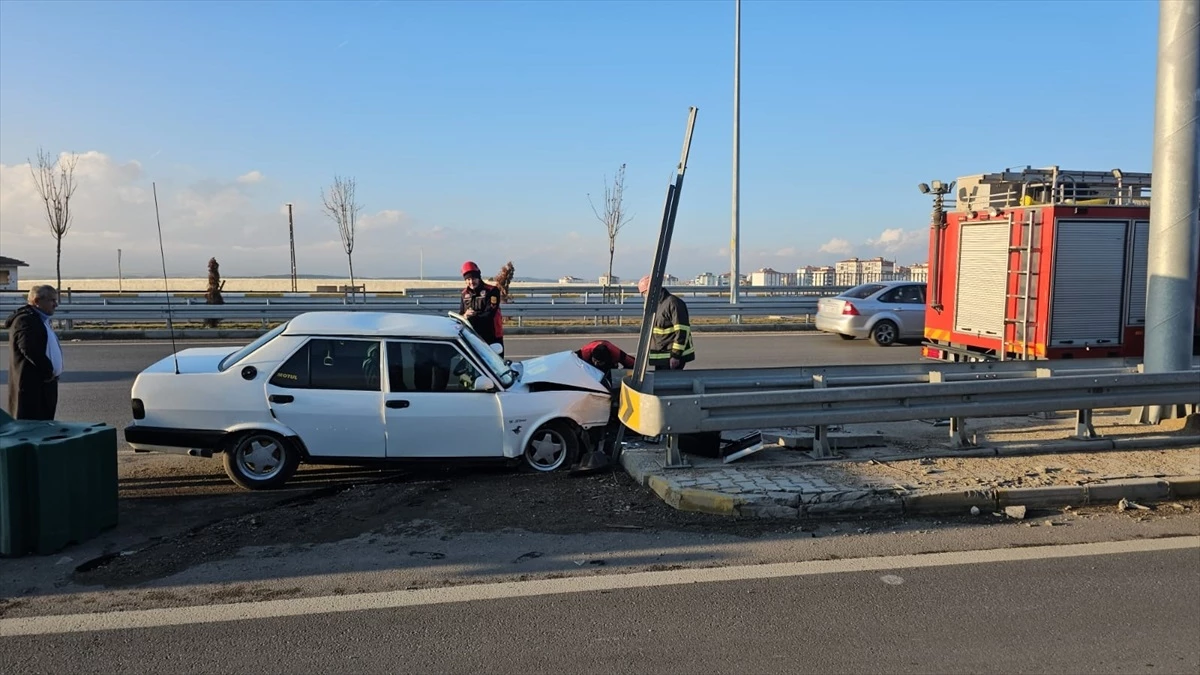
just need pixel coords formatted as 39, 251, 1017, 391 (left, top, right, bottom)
730, 0, 741, 305
1142, 0, 1199, 422
286, 203, 297, 292
117, 248, 123, 294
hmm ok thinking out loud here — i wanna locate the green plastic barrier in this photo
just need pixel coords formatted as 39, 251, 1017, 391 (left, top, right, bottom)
0, 409, 119, 557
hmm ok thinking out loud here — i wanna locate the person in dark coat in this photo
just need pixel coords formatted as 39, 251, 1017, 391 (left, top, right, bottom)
5, 285, 63, 420
638, 275, 695, 370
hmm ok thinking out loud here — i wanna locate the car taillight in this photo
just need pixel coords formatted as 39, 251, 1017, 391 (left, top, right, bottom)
842, 302, 859, 316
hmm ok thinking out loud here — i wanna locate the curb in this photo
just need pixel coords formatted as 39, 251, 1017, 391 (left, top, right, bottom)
0, 323, 816, 342
631, 469, 1200, 520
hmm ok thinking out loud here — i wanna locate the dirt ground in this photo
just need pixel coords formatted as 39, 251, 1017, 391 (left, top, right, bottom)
72, 464, 806, 590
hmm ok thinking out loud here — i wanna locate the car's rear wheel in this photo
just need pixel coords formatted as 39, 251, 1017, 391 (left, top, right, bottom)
870, 320, 899, 347
839, 333, 856, 340
222, 431, 299, 490
522, 420, 579, 472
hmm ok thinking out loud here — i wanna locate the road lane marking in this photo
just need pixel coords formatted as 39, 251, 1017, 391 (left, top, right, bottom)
2, 536, 1195, 637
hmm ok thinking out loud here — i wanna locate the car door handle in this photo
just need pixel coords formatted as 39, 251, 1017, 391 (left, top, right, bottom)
269, 394, 294, 404
386, 400, 410, 409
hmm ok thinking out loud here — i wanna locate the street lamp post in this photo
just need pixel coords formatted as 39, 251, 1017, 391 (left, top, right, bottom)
730, 0, 741, 310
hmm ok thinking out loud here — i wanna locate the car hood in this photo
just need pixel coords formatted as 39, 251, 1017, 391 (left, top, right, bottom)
515, 351, 608, 393
142, 347, 238, 375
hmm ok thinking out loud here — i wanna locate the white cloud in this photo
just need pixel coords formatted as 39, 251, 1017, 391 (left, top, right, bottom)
358, 209, 406, 231
866, 227, 925, 253
818, 238, 854, 255
0, 150, 620, 281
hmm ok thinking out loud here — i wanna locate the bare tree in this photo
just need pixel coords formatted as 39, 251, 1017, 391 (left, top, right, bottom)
321, 175, 363, 290
588, 163, 633, 291
29, 148, 80, 292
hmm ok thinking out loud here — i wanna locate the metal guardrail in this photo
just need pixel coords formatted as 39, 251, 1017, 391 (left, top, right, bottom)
0, 285, 855, 301
0, 299, 820, 326
619, 360, 1200, 466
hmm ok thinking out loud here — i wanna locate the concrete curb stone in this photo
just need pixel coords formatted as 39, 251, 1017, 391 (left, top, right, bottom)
622, 444, 1200, 518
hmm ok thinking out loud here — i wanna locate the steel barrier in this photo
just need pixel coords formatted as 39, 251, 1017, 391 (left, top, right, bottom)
0, 299, 820, 325
618, 361, 1200, 465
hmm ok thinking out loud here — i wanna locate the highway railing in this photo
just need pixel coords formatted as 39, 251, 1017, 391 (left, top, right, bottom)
0, 285, 854, 303
0, 298, 821, 326
619, 359, 1200, 464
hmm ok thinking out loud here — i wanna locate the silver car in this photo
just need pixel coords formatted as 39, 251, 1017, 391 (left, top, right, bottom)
815, 281, 927, 346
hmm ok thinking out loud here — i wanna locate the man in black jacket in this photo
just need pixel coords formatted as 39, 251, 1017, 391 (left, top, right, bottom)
5, 285, 63, 420
638, 275, 695, 370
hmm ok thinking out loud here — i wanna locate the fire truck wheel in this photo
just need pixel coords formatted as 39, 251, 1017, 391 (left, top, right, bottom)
870, 320, 898, 347
838, 334, 856, 341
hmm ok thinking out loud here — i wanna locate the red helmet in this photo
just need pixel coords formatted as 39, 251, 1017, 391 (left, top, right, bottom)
461, 261, 481, 277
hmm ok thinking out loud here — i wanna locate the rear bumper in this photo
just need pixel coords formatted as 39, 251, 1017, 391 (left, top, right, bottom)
814, 314, 868, 337
124, 425, 229, 451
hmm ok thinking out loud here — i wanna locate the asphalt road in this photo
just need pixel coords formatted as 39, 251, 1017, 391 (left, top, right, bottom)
3, 541, 1197, 674
0, 333, 921, 449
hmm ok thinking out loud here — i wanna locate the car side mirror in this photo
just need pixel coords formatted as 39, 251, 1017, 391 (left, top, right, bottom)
490, 343, 504, 356
473, 376, 496, 392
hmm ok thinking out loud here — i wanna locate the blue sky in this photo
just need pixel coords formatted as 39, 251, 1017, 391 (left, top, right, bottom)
0, 0, 1160, 281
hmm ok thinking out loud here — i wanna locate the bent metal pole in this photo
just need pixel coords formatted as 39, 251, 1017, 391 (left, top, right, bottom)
1143, 0, 1199, 421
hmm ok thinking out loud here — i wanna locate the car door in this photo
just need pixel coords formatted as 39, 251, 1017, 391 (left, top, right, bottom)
382, 339, 505, 459
880, 284, 927, 338
264, 337, 386, 459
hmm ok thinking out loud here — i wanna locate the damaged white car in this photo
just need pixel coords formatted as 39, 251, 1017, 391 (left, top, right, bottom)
124, 311, 614, 489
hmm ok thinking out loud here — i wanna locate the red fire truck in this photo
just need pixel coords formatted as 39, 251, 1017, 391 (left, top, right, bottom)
921, 166, 1200, 362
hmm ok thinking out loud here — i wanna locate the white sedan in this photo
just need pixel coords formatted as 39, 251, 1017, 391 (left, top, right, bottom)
124, 311, 614, 489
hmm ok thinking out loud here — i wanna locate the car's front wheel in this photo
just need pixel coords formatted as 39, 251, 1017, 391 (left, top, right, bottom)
522, 420, 580, 472
870, 320, 899, 347
222, 431, 300, 490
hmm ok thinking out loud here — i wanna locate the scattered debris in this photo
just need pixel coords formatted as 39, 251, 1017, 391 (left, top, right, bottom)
1169, 503, 1187, 511
1042, 520, 1055, 527
1004, 505, 1028, 520
918, 458, 934, 466
970, 506, 981, 516
1118, 498, 1152, 512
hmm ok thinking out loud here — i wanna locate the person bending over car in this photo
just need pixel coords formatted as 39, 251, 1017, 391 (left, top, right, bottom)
574, 340, 635, 372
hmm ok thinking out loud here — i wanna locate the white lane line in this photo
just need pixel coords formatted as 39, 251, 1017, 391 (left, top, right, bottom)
3, 536, 1195, 637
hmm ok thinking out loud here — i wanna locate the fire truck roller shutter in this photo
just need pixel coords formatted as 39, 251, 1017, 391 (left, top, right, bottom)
1049, 220, 1128, 347
1126, 220, 1150, 327
954, 221, 1009, 337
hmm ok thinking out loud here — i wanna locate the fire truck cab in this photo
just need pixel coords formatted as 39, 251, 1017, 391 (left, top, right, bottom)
922, 166, 1200, 362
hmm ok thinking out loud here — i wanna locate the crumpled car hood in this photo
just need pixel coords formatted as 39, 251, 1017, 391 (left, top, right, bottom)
516, 351, 609, 393
142, 347, 238, 375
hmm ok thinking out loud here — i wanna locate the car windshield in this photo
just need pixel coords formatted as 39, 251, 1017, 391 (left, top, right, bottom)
218, 322, 289, 371
842, 283, 887, 299
460, 328, 517, 387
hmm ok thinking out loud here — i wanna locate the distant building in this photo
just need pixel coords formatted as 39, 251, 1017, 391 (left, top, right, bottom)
599, 274, 620, 286
0, 256, 29, 291
906, 263, 929, 282
695, 272, 721, 286
797, 265, 836, 286
835, 256, 896, 285
558, 275, 583, 284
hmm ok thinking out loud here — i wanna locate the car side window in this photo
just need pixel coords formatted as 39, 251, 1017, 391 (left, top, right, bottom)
386, 340, 485, 393
270, 338, 381, 391
269, 343, 310, 388
881, 285, 924, 304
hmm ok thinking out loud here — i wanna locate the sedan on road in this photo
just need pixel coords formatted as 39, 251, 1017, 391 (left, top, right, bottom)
815, 281, 927, 346
124, 311, 614, 489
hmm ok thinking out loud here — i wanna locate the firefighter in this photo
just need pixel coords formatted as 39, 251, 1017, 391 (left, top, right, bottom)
638, 275, 694, 370
459, 261, 504, 349
574, 340, 635, 371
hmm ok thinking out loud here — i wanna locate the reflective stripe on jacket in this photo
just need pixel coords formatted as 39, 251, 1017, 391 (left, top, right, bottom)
648, 290, 694, 365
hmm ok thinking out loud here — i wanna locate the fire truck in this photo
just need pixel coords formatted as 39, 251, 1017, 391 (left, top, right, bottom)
921, 166, 1200, 362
